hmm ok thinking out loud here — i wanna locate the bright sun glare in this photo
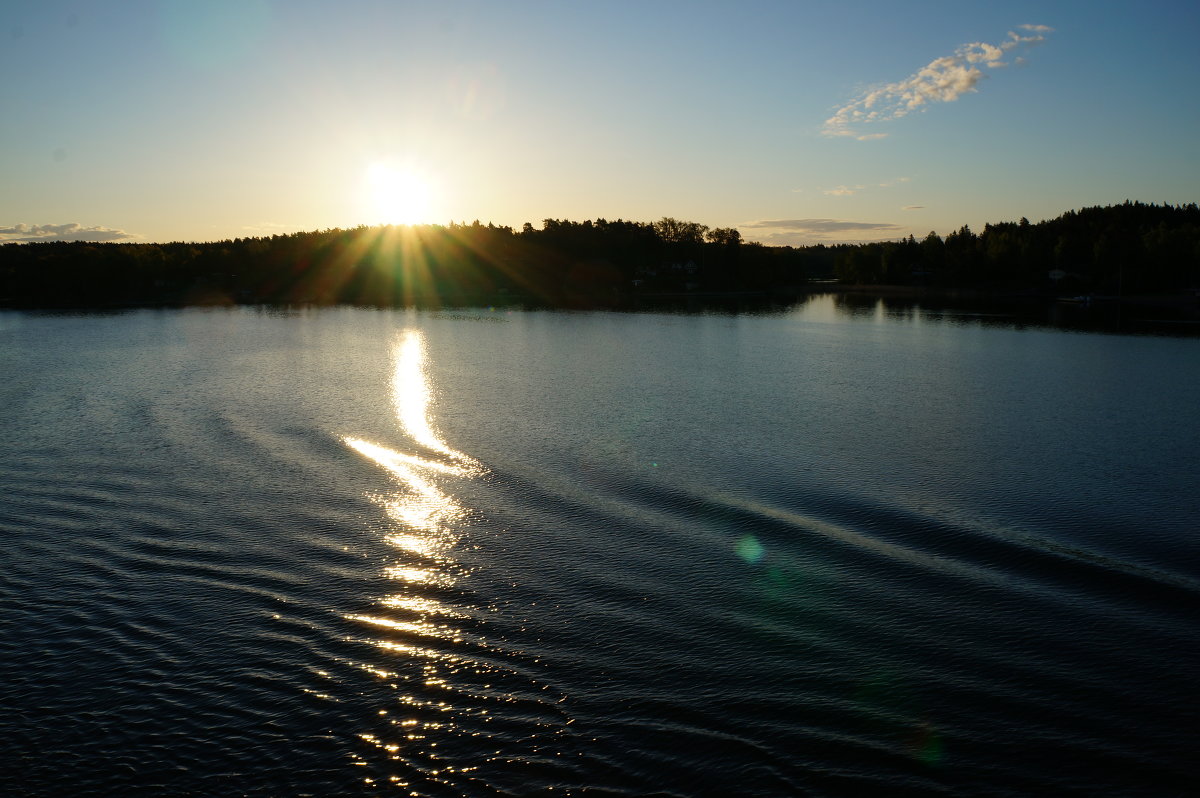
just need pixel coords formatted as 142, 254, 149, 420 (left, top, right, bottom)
365, 162, 433, 225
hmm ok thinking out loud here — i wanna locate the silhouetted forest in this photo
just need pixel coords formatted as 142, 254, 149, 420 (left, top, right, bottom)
832, 201, 1200, 294
1, 202, 1197, 309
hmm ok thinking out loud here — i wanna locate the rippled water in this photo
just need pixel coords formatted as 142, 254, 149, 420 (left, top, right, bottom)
2, 299, 1197, 796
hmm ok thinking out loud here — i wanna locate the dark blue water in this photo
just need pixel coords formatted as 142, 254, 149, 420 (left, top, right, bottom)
1, 299, 1197, 796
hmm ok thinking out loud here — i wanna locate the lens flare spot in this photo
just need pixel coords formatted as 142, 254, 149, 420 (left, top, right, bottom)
909, 720, 945, 765
736, 535, 766, 564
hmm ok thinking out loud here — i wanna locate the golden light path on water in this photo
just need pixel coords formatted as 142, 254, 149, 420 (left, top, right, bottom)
340, 329, 490, 790
390, 330, 476, 465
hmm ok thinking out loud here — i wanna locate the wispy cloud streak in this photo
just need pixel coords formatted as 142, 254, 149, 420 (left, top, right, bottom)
822, 176, 911, 196
0, 223, 136, 243
741, 218, 905, 245
743, 218, 904, 234
823, 24, 1053, 140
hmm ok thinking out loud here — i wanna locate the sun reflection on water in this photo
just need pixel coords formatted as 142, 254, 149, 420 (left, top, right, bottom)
391, 330, 477, 466
340, 328, 492, 791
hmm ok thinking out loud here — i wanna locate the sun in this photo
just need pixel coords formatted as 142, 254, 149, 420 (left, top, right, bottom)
364, 162, 433, 225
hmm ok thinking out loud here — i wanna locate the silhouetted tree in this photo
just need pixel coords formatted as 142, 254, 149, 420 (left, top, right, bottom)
3, 203, 1197, 308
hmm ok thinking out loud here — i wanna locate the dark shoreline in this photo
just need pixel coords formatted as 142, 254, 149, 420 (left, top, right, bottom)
4, 202, 1199, 315
6, 287, 1199, 337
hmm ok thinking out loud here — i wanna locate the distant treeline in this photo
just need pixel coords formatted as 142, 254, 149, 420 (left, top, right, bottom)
1, 202, 1197, 308
834, 201, 1200, 293
0, 217, 834, 308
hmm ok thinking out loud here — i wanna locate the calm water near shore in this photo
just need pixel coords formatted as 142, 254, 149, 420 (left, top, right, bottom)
2, 296, 1197, 796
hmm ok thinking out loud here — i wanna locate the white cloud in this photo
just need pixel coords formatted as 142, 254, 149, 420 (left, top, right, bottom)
823, 25, 1053, 139
962, 42, 1006, 67
0, 223, 137, 243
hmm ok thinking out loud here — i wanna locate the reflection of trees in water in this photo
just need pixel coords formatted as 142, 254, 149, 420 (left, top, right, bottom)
822, 290, 1198, 335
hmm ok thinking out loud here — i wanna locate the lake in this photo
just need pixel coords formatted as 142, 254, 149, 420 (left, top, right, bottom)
1, 296, 1197, 796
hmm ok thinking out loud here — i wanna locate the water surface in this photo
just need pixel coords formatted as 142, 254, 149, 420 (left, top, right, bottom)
1, 298, 1197, 796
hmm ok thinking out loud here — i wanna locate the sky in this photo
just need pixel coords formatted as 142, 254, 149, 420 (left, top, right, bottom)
2, 0, 1198, 246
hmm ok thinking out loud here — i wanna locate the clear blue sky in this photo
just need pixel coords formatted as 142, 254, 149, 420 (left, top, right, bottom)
3, 0, 1197, 245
